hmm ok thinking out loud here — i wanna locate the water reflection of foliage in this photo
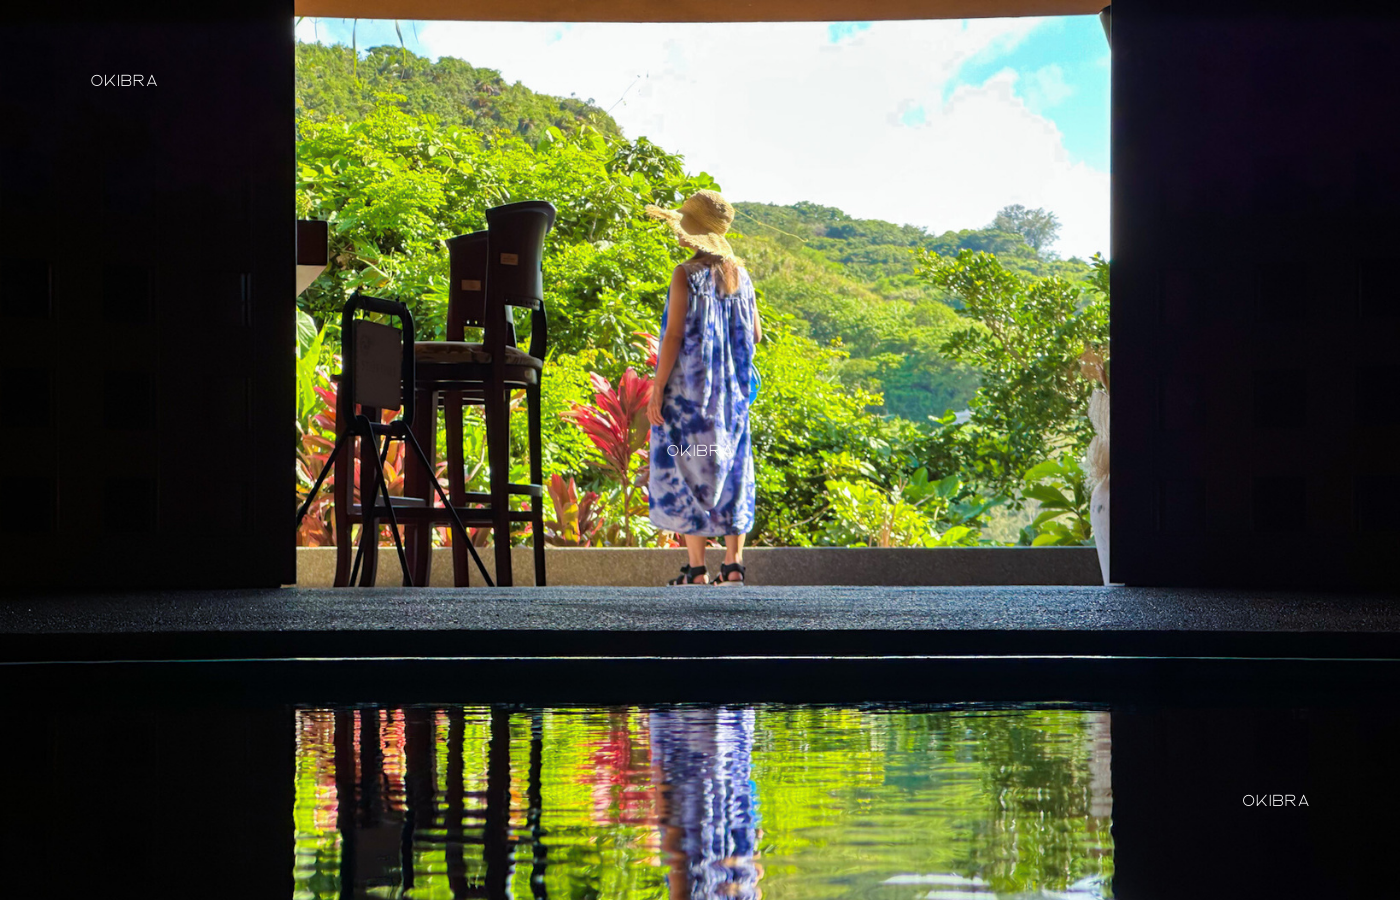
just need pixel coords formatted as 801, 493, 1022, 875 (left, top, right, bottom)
752, 707, 1112, 897
959, 710, 1113, 894
291, 705, 1112, 899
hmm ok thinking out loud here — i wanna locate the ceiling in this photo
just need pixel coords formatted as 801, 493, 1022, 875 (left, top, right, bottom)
293, 0, 1106, 23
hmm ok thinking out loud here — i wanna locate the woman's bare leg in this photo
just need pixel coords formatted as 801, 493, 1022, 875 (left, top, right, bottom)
684, 534, 708, 581
724, 534, 746, 580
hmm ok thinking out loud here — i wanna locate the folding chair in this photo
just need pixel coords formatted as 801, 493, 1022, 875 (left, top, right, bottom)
294, 292, 492, 586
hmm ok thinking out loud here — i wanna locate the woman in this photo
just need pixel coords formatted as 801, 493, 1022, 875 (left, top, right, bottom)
644, 190, 762, 585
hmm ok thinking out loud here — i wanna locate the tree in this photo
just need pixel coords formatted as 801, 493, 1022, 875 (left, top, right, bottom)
993, 204, 1061, 255
915, 248, 1109, 502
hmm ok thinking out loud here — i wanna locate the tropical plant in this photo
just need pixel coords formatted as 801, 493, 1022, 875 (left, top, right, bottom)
295, 313, 339, 547
633, 331, 659, 368
1020, 457, 1093, 546
560, 367, 652, 546
542, 474, 603, 547
821, 461, 996, 548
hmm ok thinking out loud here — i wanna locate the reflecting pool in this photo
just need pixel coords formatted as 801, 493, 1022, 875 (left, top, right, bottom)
294, 705, 1113, 899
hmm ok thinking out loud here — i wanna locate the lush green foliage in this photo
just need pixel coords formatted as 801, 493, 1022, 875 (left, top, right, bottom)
296, 41, 623, 142
822, 465, 1001, 548
915, 249, 1111, 505
294, 43, 1110, 548
732, 201, 1097, 424
731, 230, 977, 424
292, 80, 944, 547
296, 97, 710, 352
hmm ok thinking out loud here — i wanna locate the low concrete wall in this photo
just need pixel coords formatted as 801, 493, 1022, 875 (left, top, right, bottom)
297, 545, 1103, 587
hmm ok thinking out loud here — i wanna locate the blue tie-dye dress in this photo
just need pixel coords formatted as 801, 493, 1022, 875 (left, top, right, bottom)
648, 262, 757, 536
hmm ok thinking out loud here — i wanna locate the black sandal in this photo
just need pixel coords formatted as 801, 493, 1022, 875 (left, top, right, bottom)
667, 565, 708, 585
714, 562, 746, 585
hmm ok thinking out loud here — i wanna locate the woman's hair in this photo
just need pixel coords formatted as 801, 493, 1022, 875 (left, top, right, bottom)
690, 251, 741, 296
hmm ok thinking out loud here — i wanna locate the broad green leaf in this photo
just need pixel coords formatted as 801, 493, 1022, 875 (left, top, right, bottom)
938, 525, 972, 545
362, 263, 391, 287
1023, 460, 1063, 482
1024, 484, 1072, 508
296, 308, 319, 355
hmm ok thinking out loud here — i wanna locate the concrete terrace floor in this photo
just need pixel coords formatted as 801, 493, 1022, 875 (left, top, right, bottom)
3, 584, 1400, 663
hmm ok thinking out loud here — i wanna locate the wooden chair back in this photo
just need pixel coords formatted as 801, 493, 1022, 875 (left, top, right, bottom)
484, 201, 556, 310
444, 230, 488, 340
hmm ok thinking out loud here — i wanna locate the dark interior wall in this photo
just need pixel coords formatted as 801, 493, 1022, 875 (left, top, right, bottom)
1112, 702, 1400, 897
0, 699, 295, 898
0, 2, 294, 587
1113, 1, 1400, 588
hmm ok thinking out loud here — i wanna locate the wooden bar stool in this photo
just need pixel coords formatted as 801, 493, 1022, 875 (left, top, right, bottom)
405, 201, 556, 587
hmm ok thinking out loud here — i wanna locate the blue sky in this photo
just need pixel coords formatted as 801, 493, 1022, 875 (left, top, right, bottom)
296, 16, 1110, 258
940, 16, 1109, 171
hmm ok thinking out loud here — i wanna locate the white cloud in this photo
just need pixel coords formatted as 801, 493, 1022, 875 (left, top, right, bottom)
1024, 62, 1074, 109
363, 18, 1108, 259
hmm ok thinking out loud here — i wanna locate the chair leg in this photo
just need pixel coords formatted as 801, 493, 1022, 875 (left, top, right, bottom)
406, 387, 435, 587
484, 383, 513, 587
445, 391, 470, 587
333, 427, 352, 587
404, 425, 493, 586
354, 409, 382, 587
365, 423, 413, 588
528, 383, 545, 587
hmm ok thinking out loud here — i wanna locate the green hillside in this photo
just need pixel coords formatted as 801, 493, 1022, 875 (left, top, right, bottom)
734, 201, 1092, 297
731, 202, 1098, 421
296, 41, 623, 142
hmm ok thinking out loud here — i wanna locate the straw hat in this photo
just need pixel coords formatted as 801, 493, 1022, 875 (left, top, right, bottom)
645, 190, 741, 262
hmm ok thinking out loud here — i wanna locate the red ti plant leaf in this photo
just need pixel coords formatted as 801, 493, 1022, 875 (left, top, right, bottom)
559, 366, 655, 546
614, 367, 652, 449
633, 331, 659, 369
561, 369, 651, 485
577, 490, 602, 545
543, 473, 603, 547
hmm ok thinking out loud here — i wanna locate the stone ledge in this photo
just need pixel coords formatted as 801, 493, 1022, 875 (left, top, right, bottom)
297, 545, 1104, 587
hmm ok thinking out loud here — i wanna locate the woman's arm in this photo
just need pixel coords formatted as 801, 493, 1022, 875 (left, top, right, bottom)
647, 265, 690, 426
